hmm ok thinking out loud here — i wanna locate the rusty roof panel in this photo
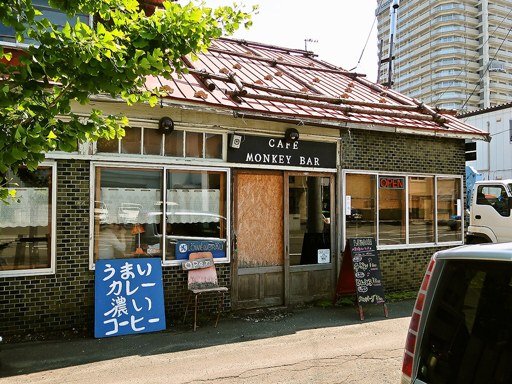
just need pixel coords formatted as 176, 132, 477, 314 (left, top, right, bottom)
150, 37, 488, 140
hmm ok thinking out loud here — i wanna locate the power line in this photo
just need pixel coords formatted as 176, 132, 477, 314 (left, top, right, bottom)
351, 0, 386, 72
460, 23, 512, 110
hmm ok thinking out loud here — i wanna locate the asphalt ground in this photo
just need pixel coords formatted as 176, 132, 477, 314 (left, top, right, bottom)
0, 300, 415, 379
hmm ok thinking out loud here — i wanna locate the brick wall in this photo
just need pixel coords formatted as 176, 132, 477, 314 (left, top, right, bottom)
0, 160, 231, 337
1, 131, 465, 337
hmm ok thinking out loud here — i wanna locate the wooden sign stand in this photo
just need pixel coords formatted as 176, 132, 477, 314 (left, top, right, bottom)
335, 238, 388, 321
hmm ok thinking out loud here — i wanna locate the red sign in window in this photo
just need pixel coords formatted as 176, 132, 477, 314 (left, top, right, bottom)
379, 176, 405, 189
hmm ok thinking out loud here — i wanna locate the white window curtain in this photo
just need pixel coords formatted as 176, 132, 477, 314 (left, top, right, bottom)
99, 188, 221, 225
0, 188, 49, 228
167, 189, 221, 223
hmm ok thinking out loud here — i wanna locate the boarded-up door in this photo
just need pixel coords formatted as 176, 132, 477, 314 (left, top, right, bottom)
233, 171, 284, 309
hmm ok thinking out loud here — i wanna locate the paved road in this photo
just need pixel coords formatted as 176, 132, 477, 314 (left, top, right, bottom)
0, 301, 414, 383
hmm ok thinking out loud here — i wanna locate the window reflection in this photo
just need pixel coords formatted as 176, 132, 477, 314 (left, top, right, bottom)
165, 170, 226, 260
346, 174, 376, 240
378, 176, 406, 245
95, 129, 222, 160
164, 130, 184, 157
289, 175, 331, 266
437, 178, 462, 242
205, 134, 222, 159
345, 173, 463, 247
94, 168, 163, 261
185, 132, 203, 158
93, 166, 228, 263
409, 177, 435, 244
121, 128, 142, 154
0, 166, 53, 272
143, 129, 162, 155
0, 1, 91, 44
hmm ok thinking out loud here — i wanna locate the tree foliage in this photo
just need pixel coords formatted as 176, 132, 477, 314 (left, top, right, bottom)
0, 0, 255, 200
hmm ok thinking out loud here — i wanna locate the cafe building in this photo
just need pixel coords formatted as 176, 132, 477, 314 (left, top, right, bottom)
0, 38, 488, 336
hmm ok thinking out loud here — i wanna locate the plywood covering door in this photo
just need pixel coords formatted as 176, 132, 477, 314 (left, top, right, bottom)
232, 171, 284, 309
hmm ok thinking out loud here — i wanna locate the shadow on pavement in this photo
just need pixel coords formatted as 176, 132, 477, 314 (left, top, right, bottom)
0, 300, 414, 378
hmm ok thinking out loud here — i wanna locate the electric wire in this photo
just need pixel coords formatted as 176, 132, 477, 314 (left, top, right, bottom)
351, 0, 386, 72
460, 23, 512, 111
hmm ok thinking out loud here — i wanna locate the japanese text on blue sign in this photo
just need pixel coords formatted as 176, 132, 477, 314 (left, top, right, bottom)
94, 258, 166, 338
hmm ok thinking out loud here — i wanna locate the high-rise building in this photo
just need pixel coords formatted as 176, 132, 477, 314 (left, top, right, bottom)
376, 0, 512, 112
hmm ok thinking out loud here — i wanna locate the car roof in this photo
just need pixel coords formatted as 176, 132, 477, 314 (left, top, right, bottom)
435, 242, 512, 262
475, 179, 512, 184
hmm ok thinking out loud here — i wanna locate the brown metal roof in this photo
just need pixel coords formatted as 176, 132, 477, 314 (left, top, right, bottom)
152, 37, 489, 141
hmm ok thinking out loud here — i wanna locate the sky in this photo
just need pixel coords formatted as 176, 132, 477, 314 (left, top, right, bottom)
200, 1, 381, 81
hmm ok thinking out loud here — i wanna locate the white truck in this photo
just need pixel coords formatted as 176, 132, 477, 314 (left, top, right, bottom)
466, 179, 512, 244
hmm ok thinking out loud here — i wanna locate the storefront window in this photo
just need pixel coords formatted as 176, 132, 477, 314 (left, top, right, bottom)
345, 174, 376, 240
0, 165, 55, 275
92, 165, 228, 265
409, 176, 435, 244
93, 167, 163, 261
437, 177, 462, 242
345, 172, 462, 247
165, 169, 227, 261
288, 175, 332, 265
378, 176, 406, 245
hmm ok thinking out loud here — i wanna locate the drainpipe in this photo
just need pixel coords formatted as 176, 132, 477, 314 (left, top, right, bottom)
387, 0, 400, 88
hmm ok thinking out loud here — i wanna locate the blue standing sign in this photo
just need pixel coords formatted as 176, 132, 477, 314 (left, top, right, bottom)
94, 258, 166, 338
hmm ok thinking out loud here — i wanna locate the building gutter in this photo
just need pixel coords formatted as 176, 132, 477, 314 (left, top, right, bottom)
87, 95, 487, 142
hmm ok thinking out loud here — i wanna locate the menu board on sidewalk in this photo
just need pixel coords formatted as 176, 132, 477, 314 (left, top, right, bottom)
348, 237, 385, 305
335, 237, 387, 320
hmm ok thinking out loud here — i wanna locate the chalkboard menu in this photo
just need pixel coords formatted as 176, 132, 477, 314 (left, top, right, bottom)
335, 237, 387, 320
348, 237, 385, 305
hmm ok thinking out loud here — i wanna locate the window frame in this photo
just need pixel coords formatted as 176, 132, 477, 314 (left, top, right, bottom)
343, 170, 464, 249
0, 4, 93, 48
0, 161, 57, 277
89, 162, 231, 270
95, 126, 226, 161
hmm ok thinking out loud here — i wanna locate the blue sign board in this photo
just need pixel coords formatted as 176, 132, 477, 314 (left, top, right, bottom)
94, 258, 166, 338
176, 240, 226, 259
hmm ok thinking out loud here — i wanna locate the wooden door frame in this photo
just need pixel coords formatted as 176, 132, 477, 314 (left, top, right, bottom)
231, 169, 284, 309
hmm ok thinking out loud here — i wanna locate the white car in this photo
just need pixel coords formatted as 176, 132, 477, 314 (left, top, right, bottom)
401, 242, 512, 383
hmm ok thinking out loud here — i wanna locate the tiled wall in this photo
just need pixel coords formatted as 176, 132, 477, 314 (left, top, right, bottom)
340, 130, 465, 293
1, 131, 465, 336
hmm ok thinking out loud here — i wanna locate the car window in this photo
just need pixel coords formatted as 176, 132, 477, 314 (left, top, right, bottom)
417, 259, 512, 383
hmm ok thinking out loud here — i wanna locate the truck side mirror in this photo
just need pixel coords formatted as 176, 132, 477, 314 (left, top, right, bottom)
508, 196, 512, 210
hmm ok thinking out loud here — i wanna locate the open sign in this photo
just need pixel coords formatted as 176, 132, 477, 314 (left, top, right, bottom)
379, 176, 405, 190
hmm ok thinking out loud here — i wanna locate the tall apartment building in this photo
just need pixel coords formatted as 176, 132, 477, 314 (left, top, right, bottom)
376, 0, 512, 112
